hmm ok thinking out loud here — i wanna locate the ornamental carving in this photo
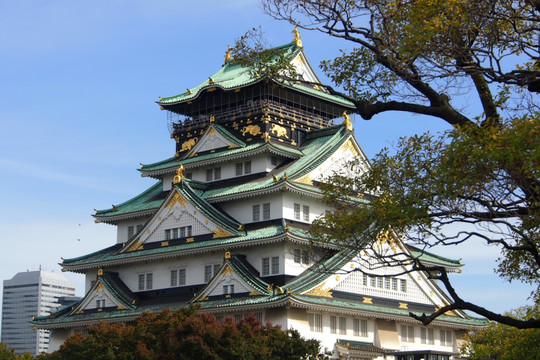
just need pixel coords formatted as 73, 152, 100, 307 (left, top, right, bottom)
212, 227, 232, 239
241, 124, 261, 136
181, 137, 198, 151
168, 192, 187, 210
306, 283, 332, 297
270, 123, 288, 138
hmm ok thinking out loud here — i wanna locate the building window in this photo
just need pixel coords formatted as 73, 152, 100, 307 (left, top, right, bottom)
244, 161, 251, 174
293, 249, 301, 263
96, 299, 105, 308
332, 316, 346, 334
236, 161, 252, 176
262, 258, 270, 276
271, 256, 279, 274
308, 313, 323, 332
353, 318, 368, 337
440, 329, 452, 346
400, 325, 414, 343
330, 315, 337, 334
223, 284, 235, 295
271, 156, 278, 166
170, 269, 186, 287
370, 276, 376, 287
421, 328, 434, 344
301, 250, 309, 264
165, 226, 192, 240
294, 203, 301, 220
236, 163, 243, 176
206, 167, 221, 181
204, 264, 221, 283
339, 316, 346, 335
400, 279, 407, 292
302, 205, 309, 222
138, 273, 153, 291
392, 278, 398, 291
262, 257, 279, 275
377, 277, 383, 288
128, 226, 135, 239
252, 204, 260, 221
263, 203, 270, 220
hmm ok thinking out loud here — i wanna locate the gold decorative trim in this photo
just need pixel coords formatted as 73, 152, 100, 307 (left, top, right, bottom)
180, 137, 198, 152
399, 302, 408, 309
223, 265, 233, 275
249, 290, 260, 296
97, 268, 104, 276
126, 239, 144, 252
306, 284, 332, 297
241, 124, 261, 136
362, 297, 373, 304
224, 251, 231, 259
270, 123, 288, 138
161, 241, 169, 247
173, 165, 185, 184
186, 237, 194, 243
212, 227, 232, 239
342, 111, 353, 131
292, 26, 303, 47
167, 192, 187, 210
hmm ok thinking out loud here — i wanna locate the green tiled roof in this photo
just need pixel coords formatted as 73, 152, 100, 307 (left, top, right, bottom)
140, 142, 302, 175
291, 294, 488, 327
204, 125, 350, 200
226, 255, 271, 295
62, 225, 287, 269
157, 42, 354, 109
407, 245, 462, 268
94, 181, 165, 219
98, 272, 137, 310
336, 339, 383, 352
209, 124, 246, 148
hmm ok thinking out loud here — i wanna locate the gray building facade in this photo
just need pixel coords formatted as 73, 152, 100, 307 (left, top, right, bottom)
1, 270, 75, 355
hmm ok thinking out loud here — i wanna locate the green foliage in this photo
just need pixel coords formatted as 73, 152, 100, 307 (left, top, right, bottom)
0, 342, 35, 360
462, 306, 540, 359
37, 306, 321, 360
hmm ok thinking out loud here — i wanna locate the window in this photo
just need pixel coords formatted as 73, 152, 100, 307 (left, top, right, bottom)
330, 315, 337, 334
293, 249, 301, 263
128, 226, 135, 239
377, 277, 384, 288
400, 325, 414, 342
236, 161, 252, 175
96, 299, 105, 308
301, 250, 309, 264
362, 274, 368, 286
392, 278, 398, 291
271, 156, 278, 166
353, 319, 368, 337
165, 226, 192, 240
206, 167, 221, 181
370, 276, 376, 287
244, 161, 251, 174
262, 257, 279, 275
223, 284, 234, 295
236, 163, 243, 176
400, 279, 407, 292
308, 313, 322, 332
252, 204, 260, 221
421, 328, 434, 344
339, 316, 346, 334
294, 203, 301, 220
262, 258, 270, 276
384, 277, 391, 289
271, 256, 279, 274
204, 264, 221, 283
302, 205, 309, 222
138, 273, 153, 291
440, 330, 452, 346
261, 202, 270, 220
170, 269, 186, 287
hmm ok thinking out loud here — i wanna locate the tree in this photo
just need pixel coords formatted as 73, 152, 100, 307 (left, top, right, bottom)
0, 342, 35, 360
461, 306, 540, 359
37, 306, 321, 360
231, 0, 539, 328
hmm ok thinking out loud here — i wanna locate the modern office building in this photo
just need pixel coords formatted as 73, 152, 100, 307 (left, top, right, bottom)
32, 33, 486, 359
2, 270, 75, 355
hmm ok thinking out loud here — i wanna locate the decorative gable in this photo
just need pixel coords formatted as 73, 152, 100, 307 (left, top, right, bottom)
70, 272, 136, 315
121, 184, 241, 252
193, 254, 271, 302
295, 136, 369, 185
183, 124, 244, 158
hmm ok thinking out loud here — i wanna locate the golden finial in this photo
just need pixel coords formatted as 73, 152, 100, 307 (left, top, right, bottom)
208, 77, 215, 84
224, 45, 233, 65
187, 88, 193, 95
273, 175, 279, 183
98, 268, 104, 276
173, 165, 185, 184
225, 251, 231, 259
283, 172, 288, 180
342, 111, 353, 131
292, 26, 303, 47
210, 115, 215, 123
238, 224, 245, 231
112, 205, 118, 212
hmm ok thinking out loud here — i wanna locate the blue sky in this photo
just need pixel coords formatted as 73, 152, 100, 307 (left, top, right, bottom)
0, 1, 532, 332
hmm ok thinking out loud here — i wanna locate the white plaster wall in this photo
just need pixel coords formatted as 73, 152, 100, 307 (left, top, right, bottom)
116, 217, 151, 244
218, 194, 283, 223
282, 193, 330, 223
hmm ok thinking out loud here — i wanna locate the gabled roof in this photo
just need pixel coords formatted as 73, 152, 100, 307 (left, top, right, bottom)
193, 254, 272, 302
406, 245, 462, 270
139, 142, 302, 178
183, 124, 246, 158
94, 181, 165, 223
157, 42, 354, 109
